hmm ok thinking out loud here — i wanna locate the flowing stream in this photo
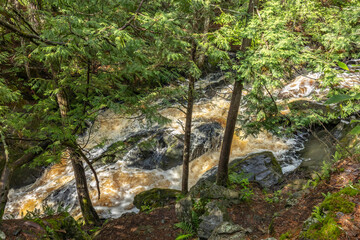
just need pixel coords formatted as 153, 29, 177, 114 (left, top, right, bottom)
4, 68, 359, 219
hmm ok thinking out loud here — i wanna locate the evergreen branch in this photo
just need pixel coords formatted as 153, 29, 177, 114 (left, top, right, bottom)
12, 140, 52, 169
0, 18, 66, 45
10, 8, 39, 36
119, 0, 146, 31
5, 137, 49, 142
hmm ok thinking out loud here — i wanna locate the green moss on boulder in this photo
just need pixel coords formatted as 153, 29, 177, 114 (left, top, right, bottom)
133, 188, 181, 210
31, 212, 89, 240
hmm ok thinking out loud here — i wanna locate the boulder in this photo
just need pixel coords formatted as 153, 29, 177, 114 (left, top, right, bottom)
133, 188, 180, 210
10, 165, 46, 189
189, 180, 240, 200
196, 151, 283, 189
198, 201, 230, 239
175, 195, 193, 223
208, 221, 251, 240
127, 122, 222, 170
30, 213, 88, 240
229, 151, 283, 188
288, 99, 334, 115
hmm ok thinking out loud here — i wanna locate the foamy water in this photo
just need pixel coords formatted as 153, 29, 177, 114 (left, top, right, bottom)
4, 69, 359, 219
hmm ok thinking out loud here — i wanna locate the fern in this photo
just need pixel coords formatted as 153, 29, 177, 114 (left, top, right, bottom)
175, 221, 195, 234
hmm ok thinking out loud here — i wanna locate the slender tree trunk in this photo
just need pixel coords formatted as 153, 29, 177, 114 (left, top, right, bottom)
0, 164, 11, 220
216, 0, 258, 186
216, 80, 244, 186
70, 150, 100, 225
54, 77, 100, 225
181, 76, 195, 194
0, 131, 11, 219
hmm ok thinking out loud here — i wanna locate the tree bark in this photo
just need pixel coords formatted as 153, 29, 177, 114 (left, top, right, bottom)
0, 164, 11, 220
216, 80, 244, 186
181, 75, 195, 194
216, 0, 258, 186
0, 132, 11, 220
53, 74, 101, 225
70, 150, 100, 225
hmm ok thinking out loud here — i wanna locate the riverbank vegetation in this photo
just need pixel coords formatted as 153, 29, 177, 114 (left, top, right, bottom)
0, 0, 359, 239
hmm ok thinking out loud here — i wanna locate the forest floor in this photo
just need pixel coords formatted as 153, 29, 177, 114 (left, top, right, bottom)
1, 157, 360, 240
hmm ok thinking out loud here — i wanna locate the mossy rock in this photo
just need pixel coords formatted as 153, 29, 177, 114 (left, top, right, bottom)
288, 100, 335, 115
133, 188, 181, 210
30, 212, 89, 240
189, 180, 240, 200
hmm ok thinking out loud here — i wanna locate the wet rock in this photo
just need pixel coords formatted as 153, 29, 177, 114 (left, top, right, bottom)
196, 73, 228, 99
43, 182, 78, 213
196, 151, 283, 188
229, 151, 283, 188
198, 201, 230, 239
133, 188, 180, 210
10, 166, 46, 189
128, 122, 222, 170
209, 221, 251, 240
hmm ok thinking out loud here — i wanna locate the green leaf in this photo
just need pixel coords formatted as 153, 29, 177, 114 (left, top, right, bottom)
349, 125, 360, 135
175, 234, 193, 240
325, 94, 353, 104
337, 61, 349, 71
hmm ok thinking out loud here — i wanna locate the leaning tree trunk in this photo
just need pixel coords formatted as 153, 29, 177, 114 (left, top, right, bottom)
181, 76, 195, 194
216, 0, 259, 186
70, 150, 100, 225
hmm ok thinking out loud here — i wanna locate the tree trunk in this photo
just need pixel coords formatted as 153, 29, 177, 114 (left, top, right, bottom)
181, 76, 195, 194
0, 164, 11, 220
216, 0, 258, 186
54, 79, 100, 225
70, 150, 101, 225
216, 80, 244, 186
0, 131, 11, 219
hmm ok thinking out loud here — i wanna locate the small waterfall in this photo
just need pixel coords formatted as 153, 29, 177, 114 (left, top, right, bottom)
4, 69, 359, 219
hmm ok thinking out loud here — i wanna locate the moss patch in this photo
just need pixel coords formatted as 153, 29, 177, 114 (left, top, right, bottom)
133, 188, 181, 211
304, 215, 342, 240
30, 212, 89, 240
303, 184, 360, 240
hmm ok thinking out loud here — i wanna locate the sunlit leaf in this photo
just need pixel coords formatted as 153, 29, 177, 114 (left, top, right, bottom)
337, 61, 349, 71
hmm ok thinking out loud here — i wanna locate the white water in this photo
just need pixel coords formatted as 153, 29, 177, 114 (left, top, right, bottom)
4, 68, 359, 219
